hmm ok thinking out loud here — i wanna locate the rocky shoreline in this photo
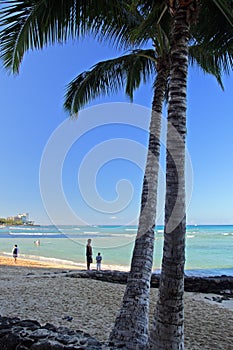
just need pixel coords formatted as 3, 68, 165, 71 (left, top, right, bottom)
0, 316, 107, 350
61, 270, 233, 296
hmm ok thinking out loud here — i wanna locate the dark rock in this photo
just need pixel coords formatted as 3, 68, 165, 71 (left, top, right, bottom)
17, 319, 41, 329
20, 336, 34, 347
0, 332, 20, 350
0, 329, 11, 338
64, 270, 233, 295
57, 327, 74, 335
43, 323, 58, 332
0, 316, 107, 350
62, 316, 73, 322
16, 346, 29, 350
30, 328, 51, 339
31, 339, 65, 350
0, 316, 20, 329
18, 329, 30, 337
212, 296, 223, 303
56, 334, 76, 345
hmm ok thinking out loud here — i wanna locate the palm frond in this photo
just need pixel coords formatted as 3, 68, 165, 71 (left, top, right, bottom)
64, 49, 156, 114
0, 0, 138, 72
0, 0, 79, 71
211, 0, 233, 27
192, 0, 233, 54
126, 1, 171, 48
189, 45, 222, 88
189, 0, 233, 89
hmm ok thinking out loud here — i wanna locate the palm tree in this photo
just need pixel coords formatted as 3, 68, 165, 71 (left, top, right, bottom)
64, 3, 232, 348
148, 1, 233, 349
65, 48, 170, 350
0, 2, 170, 347
0, 1, 232, 349
63, 6, 173, 348
65, 2, 232, 348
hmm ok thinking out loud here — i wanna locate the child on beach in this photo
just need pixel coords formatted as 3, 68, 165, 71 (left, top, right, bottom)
96, 252, 102, 271
12, 244, 19, 263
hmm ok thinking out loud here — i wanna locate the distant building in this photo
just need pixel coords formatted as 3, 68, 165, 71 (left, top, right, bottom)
7, 213, 31, 224
17, 213, 29, 224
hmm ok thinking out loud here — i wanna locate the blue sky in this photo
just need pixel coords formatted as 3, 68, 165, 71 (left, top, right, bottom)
0, 37, 232, 225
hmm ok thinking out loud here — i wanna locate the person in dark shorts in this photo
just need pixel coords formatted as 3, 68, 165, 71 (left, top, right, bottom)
86, 239, 93, 270
12, 244, 19, 263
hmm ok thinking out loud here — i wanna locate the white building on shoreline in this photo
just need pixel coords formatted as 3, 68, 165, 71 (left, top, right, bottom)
7, 213, 33, 224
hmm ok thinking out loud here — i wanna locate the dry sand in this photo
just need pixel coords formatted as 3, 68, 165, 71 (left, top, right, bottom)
0, 256, 233, 349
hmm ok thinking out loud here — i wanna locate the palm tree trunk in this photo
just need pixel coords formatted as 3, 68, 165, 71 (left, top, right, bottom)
109, 57, 169, 350
149, 5, 190, 350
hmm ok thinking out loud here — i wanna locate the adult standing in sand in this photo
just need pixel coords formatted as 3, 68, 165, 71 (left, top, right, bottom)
12, 244, 19, 263
86, 239, 93, 270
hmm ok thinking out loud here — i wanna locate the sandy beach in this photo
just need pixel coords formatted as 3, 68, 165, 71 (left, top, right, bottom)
0, 256, 233, 349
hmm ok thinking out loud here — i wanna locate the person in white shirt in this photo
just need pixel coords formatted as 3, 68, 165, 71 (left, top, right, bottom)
96, 252, 102, 271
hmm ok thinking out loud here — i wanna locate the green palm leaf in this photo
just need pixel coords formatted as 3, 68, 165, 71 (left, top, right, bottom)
0, 0, 137, 72
189, 0, 233, 87
189, 44, 232, 89
212, 0, 233, 27
191, 0, 233, 53
64, 49, 157, 114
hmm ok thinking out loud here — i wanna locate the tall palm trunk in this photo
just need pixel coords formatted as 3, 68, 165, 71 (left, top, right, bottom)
109, 56, 169, 350
149, 4, 192, 350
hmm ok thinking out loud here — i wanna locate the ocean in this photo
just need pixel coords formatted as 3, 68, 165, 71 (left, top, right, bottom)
0, 225, 232, 276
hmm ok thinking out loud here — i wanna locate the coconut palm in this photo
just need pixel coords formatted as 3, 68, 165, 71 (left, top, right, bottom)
64, 2, 232, 348
148, 1, 233, 349
0, 2, 170, 347
0, 1, 232, 350
65, 47, 171, 349
63, 44, 229, 350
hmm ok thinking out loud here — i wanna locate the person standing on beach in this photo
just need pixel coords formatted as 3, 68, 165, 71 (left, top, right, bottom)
86, 239, 93, 270
12, 244, 19, 263
96, 252, 102, 271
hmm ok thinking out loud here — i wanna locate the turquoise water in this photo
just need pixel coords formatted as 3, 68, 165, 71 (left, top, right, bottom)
0, 225, 232, 276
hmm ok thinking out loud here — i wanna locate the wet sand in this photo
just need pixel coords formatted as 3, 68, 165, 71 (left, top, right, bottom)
0, 256, 233, 349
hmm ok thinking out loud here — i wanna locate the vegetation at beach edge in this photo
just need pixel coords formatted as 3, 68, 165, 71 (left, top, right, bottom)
0, 218, 23, 226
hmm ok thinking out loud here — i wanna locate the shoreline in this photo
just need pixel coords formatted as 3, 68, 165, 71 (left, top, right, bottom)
1, 254, 233, 277
0, 255, 83, 270
1, 255, 233, 298
0, 255, 130, 272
